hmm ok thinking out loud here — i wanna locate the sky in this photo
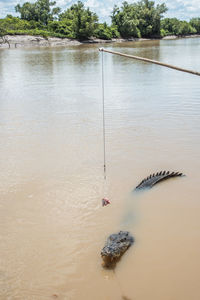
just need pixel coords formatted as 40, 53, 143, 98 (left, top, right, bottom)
0, 0, 200, 22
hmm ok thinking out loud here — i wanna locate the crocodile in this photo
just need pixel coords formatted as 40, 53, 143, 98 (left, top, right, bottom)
135, 171, 184, 190
101, 231, 134, 268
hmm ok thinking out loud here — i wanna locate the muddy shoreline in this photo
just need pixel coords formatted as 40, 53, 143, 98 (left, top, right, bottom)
0, 34, 200, 49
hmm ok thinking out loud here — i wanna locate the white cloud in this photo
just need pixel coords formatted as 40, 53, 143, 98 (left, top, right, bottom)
84, 0, 100, 9
156, 0, 200, 20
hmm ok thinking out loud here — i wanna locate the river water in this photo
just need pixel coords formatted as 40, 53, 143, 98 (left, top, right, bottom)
0, 38, 200, 300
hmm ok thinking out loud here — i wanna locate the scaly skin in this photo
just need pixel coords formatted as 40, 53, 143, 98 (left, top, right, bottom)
135, 171, 184, 190
101, 231, 134, 268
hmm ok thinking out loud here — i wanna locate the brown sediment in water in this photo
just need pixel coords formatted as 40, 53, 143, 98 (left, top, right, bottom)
0, 39, 200, 300
122, 296, 132, 300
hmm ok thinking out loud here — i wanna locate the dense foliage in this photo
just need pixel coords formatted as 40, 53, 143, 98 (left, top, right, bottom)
189, 18, 200, 33
0, 0, 200, 40
161, 18, 197, 36
0, 15, 53, 37
59, 1, 98, 39
94, 23, 120, 40
15, 0, 61, 25
111, 0, 167, 38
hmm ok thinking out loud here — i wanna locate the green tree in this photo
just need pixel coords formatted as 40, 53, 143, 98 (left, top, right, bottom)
15, 0, 60, 25
161, 18, 180, 35
94, 23, 119, 40
59, 1, 98, 40
135, 0, 167, 37
0, 15, 34, 31
15, 3, 36, 21
161, 18, 196, 36
48, 20, 73, 37
0, 19, 10, 47
178, 21, 196, 35
111, 2, 141, 38
190, 18, 200, 33
0, 15, 52, 37
0, 22, 7, 37
111, 0, 167, 38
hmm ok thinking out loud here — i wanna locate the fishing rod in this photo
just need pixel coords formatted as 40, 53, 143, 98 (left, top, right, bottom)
100, 48, 111, 207
99, 47, 200, 77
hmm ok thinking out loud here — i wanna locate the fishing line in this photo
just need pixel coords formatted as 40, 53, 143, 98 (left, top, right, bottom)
101, 48, 107, 196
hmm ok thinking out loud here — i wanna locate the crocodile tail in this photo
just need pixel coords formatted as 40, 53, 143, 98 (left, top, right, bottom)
135, 171, 184, 190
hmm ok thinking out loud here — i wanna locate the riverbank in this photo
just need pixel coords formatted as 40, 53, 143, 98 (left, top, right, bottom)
0, 35, 149, 48
0, 34, 200, 49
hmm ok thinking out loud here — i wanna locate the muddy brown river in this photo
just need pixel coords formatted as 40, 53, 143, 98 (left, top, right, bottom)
0, 38, 200, 300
